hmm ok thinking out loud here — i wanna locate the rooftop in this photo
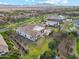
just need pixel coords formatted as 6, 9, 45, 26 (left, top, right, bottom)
17, 25, 45, 37
33, 26, 45, 31
74, 20, 79, 25
47, 15, 65, 22
46, 21, 58, 26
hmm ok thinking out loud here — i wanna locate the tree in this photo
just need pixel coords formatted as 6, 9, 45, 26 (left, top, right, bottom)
48, 40, 59, 50
40, 51, 56, 59
68, 54, 78, 59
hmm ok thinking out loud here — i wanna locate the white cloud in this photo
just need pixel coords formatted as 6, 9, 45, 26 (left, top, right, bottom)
38, 0, 69, 5
23, 0, 69, 5
25, 0, 35, 2
0, 2, 9, 5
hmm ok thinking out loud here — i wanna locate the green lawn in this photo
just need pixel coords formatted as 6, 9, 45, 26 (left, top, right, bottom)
23, 37, 52, 59
76, 39, 79, 54
0, 55, 19, 59
24, 15, 47, 24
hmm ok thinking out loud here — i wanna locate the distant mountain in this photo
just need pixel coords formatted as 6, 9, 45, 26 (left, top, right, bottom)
30, 3, 79, 9
34, 3, 56, 7
0, 4, 25, 7
0, 3, 55, 7
0, 4, 79, 8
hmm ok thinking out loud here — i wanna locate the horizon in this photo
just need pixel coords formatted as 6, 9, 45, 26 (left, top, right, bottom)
0, 0, 79, 6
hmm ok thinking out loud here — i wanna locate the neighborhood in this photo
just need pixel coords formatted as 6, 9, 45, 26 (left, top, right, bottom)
0, 8, 79, 59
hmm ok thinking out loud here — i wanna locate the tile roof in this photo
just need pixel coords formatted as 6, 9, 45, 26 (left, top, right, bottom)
74, 20, 79, 25
46, 21, 58, 26
17, 25, 45, 37
47, 15, 65, 22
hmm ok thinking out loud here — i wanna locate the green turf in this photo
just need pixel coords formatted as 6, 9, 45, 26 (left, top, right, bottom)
77, 39, 79, 54
0, 55, 19, 59
23, 37, 52, 59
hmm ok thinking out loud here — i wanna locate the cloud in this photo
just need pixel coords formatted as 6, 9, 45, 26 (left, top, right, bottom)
25, 0, 35, 2
0, 2, 9, 5
38, 0, 69, 5
22, 0, 69, 5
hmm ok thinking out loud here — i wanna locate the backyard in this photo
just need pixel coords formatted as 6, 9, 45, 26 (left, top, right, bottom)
76, 38, 79, 54
23, 37, 52, 59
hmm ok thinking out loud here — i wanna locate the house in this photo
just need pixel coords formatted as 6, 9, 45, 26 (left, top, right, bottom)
45, 21, 59, 27
47, 15, 65, 23
45, 15, 65, 27
0, 34, 9, 55
74, 20, 79, 28
16, 25, 45, 41
16, 25, 52, 41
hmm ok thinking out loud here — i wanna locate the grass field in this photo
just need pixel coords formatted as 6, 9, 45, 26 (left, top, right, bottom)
76, 38, 79, 54
0, 55, 19, 59
23, 37, 52, 59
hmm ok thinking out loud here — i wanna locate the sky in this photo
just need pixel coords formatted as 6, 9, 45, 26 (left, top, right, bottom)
0, 0, 79, 6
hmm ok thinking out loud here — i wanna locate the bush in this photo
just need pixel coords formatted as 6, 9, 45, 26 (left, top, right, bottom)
48, 40, 59, 50
40, 51, 56, 59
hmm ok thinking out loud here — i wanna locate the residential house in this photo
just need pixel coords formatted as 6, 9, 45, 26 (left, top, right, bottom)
10, 13, 39, 20
0, 34, 9, 55
45, 21, 59, 27
74, 20, 79, 28
16, 25, 45, 41
47, 15, 65, 23
73, 20, 79, 35
16, 25, 51, 41
45, 15, 65, 26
